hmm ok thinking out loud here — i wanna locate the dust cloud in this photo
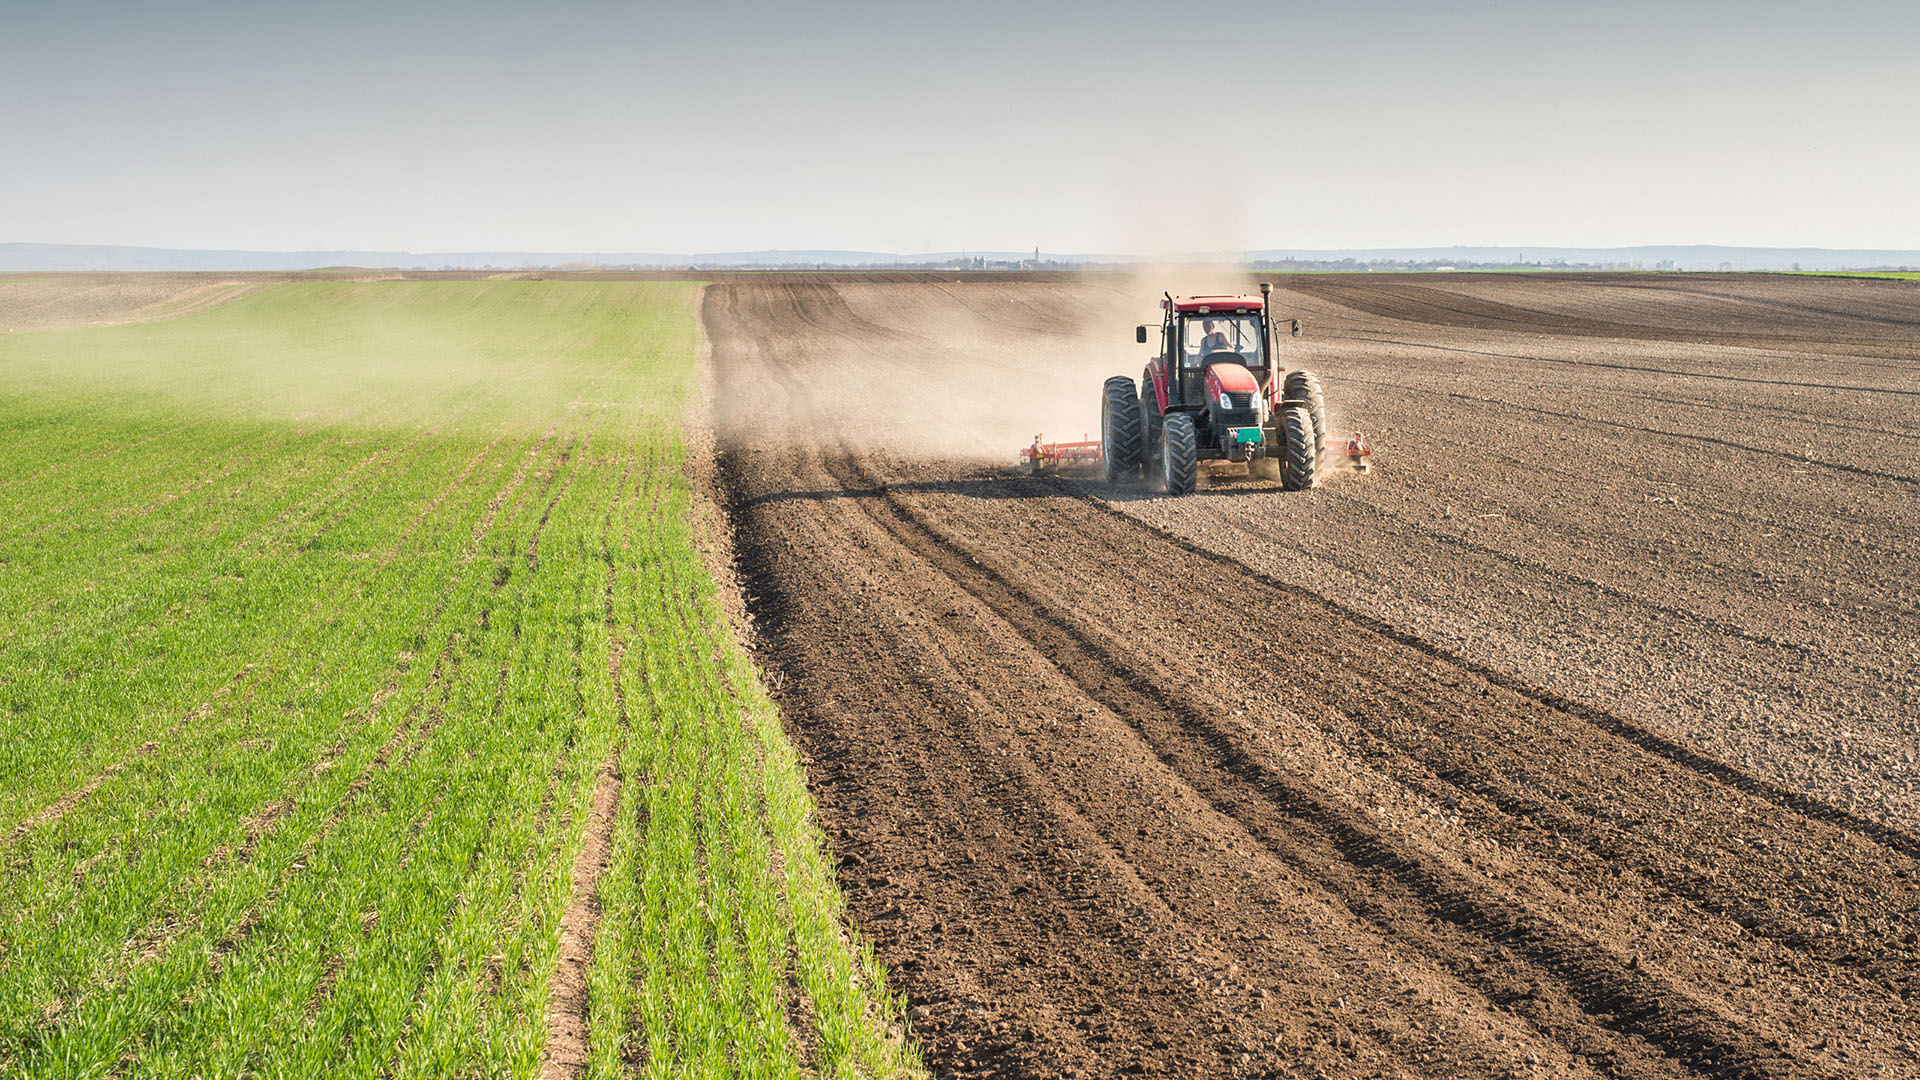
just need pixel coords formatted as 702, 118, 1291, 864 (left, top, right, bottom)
0, 280, 670, 437
0, 277, 255, 332
734, 264, 1314, 469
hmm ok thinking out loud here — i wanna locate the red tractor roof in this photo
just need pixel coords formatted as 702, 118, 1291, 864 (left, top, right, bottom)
1163, 294, 1265, 313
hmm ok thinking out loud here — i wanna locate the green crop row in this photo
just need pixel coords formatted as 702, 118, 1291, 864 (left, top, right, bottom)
1782, 270, 1920, 281
0, 282, 921, 1078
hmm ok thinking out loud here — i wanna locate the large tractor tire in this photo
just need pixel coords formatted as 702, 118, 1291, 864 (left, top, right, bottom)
1138, 375, 1162, 467
1283, 369, 1328, 471
1160, 412, 1199, 496
1281, 403, 1319, 491
1101, 376, 1143, 482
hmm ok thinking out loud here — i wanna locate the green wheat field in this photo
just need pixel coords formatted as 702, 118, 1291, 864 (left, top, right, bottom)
0, 281, 919, 1079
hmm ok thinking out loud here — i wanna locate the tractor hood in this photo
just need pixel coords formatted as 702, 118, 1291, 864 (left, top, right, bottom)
1204, 362, 1260, 399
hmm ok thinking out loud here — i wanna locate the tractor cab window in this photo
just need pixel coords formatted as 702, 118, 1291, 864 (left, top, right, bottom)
1181, 314, 1263, 368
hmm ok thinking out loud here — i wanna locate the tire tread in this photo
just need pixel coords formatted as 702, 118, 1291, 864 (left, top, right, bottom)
1282, 404, 1318, 491
1283, 370, 1328, 479
1102, 376, 1143, 481
1161, 412, 1198, 496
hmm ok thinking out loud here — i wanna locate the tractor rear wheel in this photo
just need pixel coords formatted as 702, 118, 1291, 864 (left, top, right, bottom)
1283, 369, 1328, 475
1160, 412, 1198, 496
1101, 376, 1142, 481
1281, 404, 1318, 491
1138, 376, 1162, 465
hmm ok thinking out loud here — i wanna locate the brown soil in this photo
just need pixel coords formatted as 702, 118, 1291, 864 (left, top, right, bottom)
0, 275, 257, 331
542, 761, 622, 1080
704, 273, 1920, 1079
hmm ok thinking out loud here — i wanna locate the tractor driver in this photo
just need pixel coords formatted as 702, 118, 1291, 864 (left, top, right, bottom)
1199, 319, 1234, 356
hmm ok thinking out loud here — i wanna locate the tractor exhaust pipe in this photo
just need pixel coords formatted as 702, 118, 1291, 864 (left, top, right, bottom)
1259, 281, 1275, 354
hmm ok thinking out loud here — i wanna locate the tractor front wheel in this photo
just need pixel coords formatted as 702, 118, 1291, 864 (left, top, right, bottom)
1281, 404, 1319, 491
1160, 412, 1199, 496
1101, 376, 1143, 481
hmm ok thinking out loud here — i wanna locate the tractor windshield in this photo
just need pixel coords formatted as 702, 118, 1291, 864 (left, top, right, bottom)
1181, 314, 1264, 367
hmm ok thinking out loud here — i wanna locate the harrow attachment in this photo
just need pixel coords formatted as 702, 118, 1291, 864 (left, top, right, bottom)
1021, 434, 1103, 475
1342, 431, 1373, 473
1018, 431, 1371, 476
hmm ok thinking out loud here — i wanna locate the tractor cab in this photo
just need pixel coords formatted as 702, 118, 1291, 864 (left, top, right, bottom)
1171, 305, 1269, 405
1136, 292, 1293, 415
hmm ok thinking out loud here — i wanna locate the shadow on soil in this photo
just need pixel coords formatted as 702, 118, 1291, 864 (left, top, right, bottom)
732, 469, 1294, 508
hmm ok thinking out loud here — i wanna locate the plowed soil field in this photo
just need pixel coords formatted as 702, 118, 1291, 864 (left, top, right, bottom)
704, 273, 1920, 1079
0, 273, 258, 330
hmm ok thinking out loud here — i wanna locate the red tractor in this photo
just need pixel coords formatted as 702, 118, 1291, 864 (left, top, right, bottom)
1100, 282, 1355, 495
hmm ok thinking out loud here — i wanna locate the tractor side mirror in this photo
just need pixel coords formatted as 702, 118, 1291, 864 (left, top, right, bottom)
1136, 325, 1148, 344
1290, 319, 1302, 337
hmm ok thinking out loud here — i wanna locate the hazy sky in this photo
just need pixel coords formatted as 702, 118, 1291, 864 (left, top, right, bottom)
4, 0, 1916, 253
